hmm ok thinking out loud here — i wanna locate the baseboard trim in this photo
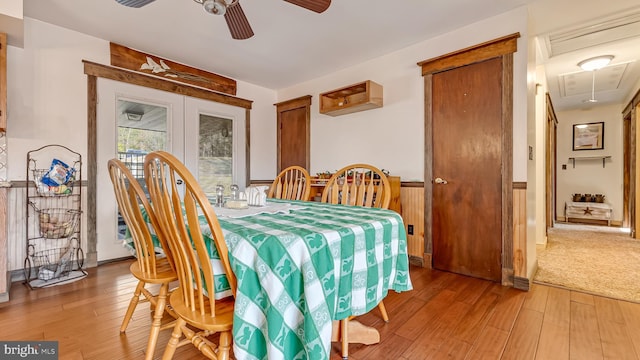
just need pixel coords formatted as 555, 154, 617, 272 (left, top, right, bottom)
513, 259, 538, 291
514, 276, 530, 291
409, 255, 424, 267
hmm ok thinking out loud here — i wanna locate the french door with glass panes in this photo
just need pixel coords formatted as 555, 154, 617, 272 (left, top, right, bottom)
97, 79, 246, 261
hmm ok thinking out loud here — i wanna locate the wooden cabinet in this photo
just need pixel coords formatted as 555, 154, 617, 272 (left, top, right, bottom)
319, 80, 383, 116
310, 175, 401, 214
1, 32, 6, 131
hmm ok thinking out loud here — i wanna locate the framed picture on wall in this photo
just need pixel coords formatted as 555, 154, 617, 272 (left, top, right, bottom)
573, 122, 604, 150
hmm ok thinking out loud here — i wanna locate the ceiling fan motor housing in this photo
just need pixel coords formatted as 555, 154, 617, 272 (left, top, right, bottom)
202, 0, 223, 15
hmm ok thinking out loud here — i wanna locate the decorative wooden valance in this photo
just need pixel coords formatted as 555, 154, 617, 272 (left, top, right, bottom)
417, 33, 520, 76
83, 60, 252, 109
110, 42, 237, 96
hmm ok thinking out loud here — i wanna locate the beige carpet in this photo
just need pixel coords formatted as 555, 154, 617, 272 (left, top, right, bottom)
534, 226, 640, 303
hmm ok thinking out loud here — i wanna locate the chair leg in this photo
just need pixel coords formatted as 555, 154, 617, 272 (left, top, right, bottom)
341, 319, 349, 360
144, 283, 169, 360
120, 281, 145, 333
378, 300, 389, 322
162, 318, 185, 360
218, 331, 232, 360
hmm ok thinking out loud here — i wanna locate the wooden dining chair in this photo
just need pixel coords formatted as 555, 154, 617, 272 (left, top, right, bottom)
144, 151, 237, 360
107, 159, 178, 360
321, 163, 391, 359
267, 165, 311, 201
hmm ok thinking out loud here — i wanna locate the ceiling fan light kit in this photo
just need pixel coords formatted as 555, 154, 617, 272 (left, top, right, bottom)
116, 0, 331, 40
576, 55, 614, 104
577, 55, 614, 71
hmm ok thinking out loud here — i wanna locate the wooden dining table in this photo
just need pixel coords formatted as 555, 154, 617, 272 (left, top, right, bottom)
133, 198, 413, 360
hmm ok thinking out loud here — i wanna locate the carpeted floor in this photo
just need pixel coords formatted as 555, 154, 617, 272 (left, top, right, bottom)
534, 225, 640, 303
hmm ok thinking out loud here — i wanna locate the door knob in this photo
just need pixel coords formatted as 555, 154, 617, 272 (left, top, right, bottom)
434, 177, 448, 184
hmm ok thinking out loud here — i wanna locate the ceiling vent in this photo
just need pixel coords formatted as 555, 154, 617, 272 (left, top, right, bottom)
545, 10, 640, 58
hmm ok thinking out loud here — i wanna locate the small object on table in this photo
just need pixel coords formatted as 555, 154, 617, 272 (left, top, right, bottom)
215, 184, 225, 207
230, 184, 239, 200
244, 185, 268, 206
225, 199, 248, 209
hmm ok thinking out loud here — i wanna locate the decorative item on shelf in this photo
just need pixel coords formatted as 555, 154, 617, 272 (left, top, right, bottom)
584, 194, 592, 202
369, 168, 390, 179
316, 171, 333, 180
572, 193, 582, 202
595, 194, 605, 203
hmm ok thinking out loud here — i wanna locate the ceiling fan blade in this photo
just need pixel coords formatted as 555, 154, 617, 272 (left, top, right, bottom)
284, 0, 331, 13
224, 4, 254, 40
114, 0, 156, 8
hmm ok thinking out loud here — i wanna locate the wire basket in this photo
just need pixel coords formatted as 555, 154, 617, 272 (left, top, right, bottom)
38, 208, 80, 239
32, 169, 75, 196
30, 247, 75, 281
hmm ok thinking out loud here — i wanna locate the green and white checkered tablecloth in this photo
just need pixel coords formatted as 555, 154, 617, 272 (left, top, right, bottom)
132, 199, 412, 360
217, 199, 412, 360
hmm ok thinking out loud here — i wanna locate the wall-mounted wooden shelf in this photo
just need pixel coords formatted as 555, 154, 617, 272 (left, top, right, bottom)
319, 80, 383, 116
568, 155, 611, 168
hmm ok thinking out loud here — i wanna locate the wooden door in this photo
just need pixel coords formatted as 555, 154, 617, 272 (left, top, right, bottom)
431, 58, 503, 282
275, 96, 311, 172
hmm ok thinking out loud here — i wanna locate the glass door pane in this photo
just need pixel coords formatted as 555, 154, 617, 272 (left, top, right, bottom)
184, 97, 246, 194
198, 115, 233, 195
117, 99, 168, 178
116, 99, 168, 241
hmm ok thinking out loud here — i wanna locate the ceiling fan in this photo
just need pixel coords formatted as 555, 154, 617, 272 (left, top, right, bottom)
114, 0, 331, 40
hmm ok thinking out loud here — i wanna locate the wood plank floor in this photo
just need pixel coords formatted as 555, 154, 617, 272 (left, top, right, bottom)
1, 260, 639, 360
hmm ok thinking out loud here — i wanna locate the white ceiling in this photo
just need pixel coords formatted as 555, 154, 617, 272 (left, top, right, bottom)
16, 0, 640, 112
532, 3, 640, 111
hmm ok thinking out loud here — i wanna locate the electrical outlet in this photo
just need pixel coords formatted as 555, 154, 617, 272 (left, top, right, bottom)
407, 224, 414, 235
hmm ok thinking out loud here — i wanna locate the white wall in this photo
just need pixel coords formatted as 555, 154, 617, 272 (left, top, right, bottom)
532, 62, 549, 248
7, 8, 535, 274
0, 0, 22, 19
0, 0, 24, 48
5, 18, 276, 270
555, 104, 624, 222
7, 18, 276, 182
276, 7, 530, 182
